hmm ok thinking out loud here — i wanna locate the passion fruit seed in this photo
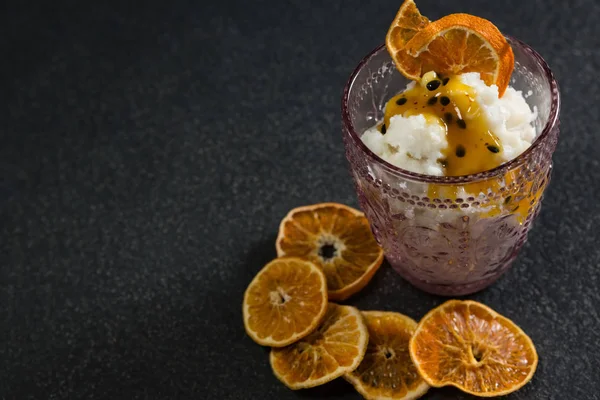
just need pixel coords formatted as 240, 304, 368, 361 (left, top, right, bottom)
456, 145, 466, 158
396, 97, 407, 105
440, 96, 450, 106
457, 119, 467, 129
427, 80, 441, 91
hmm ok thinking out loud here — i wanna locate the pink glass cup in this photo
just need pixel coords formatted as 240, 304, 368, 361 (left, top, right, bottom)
341, 38, 560, 296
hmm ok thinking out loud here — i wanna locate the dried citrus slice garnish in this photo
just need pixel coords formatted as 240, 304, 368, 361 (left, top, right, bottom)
386, 0, 514, 97
409, 300, 538, 397
386, 0, 430, 79
276, 203, 384, 301
243, 257, 328, 347
270, 303, 369, 389
345, 312, 430, 400
403, 13, 514, 96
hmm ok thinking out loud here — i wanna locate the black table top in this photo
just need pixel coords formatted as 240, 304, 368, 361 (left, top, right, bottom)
1, 0, 599, 399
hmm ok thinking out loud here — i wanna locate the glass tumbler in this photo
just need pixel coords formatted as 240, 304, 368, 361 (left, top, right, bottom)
341, 38, 560, 296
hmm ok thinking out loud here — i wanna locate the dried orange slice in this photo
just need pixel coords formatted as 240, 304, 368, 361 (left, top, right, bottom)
345, 312, 430, 400
386, 0, 430, 79
276, 203, 384, 301
270, 303, 369, 389
403, 13, 514, 96
409, 300, 538, 397
243, 257, 328, 347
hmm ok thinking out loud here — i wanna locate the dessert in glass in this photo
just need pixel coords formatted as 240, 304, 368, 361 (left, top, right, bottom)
341, 1, 560, 296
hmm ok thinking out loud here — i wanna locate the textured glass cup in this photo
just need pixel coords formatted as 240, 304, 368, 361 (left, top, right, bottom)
341, 38, 560, 296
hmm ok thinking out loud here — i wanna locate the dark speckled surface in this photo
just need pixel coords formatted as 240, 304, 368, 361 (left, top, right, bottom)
0, 0, 599, 399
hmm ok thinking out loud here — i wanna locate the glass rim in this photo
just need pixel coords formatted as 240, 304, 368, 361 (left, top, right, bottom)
341, 36, 561, 184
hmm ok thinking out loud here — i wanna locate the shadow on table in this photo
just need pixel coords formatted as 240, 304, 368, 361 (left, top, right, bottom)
297, 379, 355, 398
243, 235, 278, 276
424, 387, 481, 399
297, 380, 479, 399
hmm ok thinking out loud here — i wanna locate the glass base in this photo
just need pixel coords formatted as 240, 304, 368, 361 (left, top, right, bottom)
388, 258, 515, 296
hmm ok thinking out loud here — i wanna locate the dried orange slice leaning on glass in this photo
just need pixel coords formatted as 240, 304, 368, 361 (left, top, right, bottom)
404, 13, 514, 96
409, 300, 538, 397
386, 1, 514, 96
345, 311, 430, 400
270, 303, 369, 389
243, 257, 328, 347
276, 203, 384, 301
386, 0, 430, 80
